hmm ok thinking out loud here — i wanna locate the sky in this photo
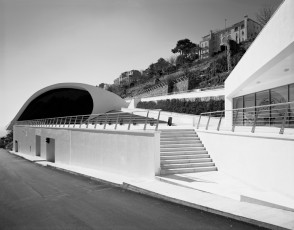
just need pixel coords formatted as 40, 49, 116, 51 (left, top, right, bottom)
0, 0, 282, 136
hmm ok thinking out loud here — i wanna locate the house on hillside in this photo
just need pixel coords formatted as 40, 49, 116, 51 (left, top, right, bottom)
199, 16, 262, 59
113, 70, 141, 86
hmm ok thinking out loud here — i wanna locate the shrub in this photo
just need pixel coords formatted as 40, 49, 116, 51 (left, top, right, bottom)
137, 98, 224, 115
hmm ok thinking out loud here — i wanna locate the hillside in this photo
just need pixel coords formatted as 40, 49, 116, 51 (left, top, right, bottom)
108, 40, 252, 99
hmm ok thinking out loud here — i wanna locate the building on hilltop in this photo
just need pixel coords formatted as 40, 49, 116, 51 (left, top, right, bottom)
113, 70, 141, 86
199, 16, 262, 59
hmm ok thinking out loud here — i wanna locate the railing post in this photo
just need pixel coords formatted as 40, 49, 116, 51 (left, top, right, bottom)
232, 110, 239, 132
68, 117, 72, 128
128, 113, 133, 130
279, 105, 288, 134
197, 115, 202, 129
63, 117, 67, 127
94, 116, 98, 129
59, 117, 62, 127
79, 116, 84, 128
155, 110, 161, 131
217, 112, 223, 131
115, 114, 120, 130
205, 113, 211, 130
144, 111, 149, 130
86, 116, 90, 128
73, 116, 77, 128
251, 109, 259, 133
103, 114, 108, 129
55, 118, 58, 127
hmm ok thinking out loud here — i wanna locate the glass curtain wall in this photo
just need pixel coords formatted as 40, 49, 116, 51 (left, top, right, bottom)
233, 83, 294, 127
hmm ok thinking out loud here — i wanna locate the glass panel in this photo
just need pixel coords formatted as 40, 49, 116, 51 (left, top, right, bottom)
271, 85, 288, 103
256, 90, 270, 126
233, 97, 243, 125
290, 84, 294, 102
244, 94, 255, 126
270, 86, 288, 127
289, 84, 294, 128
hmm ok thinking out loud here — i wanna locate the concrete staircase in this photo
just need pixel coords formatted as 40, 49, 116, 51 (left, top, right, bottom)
160, 129, 217, 175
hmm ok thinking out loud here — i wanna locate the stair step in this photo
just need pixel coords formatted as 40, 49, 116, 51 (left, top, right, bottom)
161, 162, 215, 169
161, 154, 210, 160
161, 147, 205, 152
160, 166, 218, 175
161, 140, 202, 144
161, 158, 212, 164
161, 133, 198, 137
161, 150, 207, 155
160, 137, 200, 141
160, 143, 203, 148
160, 129, 195, 132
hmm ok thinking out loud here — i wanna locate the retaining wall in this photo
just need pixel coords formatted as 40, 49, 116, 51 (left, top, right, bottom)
13, 126, 160, 179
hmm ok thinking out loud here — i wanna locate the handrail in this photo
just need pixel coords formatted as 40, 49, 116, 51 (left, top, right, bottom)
14, 109, 164, 131
197, 101, 294, 135
200, 101, 294, 115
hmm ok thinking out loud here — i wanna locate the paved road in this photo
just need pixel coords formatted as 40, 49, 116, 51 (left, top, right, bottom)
0, 149, 266, 230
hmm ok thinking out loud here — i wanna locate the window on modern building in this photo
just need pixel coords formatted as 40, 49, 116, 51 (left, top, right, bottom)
289, 84, 294, 128
271, 85, 288, 103
270, 85, 289, 127
244, 93, 255, 126
233, 97, 244, 125
256, 90, 270, 106
256, 90, 270, 126
290, 84, 294, 102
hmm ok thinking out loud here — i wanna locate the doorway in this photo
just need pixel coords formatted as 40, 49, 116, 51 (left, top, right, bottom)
36, 135, 41, 156
15, 140, 18, 152
46, 138, 55, 163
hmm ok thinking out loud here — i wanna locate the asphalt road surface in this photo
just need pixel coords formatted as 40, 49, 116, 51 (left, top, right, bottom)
0, 149, 266, 230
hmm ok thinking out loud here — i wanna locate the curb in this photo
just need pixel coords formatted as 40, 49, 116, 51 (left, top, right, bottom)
122, 183, 288, 230
46, 164, 121, 188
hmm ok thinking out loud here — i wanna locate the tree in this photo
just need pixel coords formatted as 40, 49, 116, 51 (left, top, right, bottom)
154, 58, 170, 75
167, 55, 177, 66
255, 6, 275, 27
98, 83, 105, 88
172, 39, 198, 58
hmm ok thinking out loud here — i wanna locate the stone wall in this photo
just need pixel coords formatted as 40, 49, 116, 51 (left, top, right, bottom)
174, 79, 189, 92
138, 85, 168, 98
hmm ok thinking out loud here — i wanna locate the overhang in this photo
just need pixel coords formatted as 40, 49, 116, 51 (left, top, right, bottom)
7, 82, 127, 130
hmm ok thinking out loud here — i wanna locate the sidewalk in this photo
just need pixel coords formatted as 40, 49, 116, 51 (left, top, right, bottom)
10, 151, 294, 230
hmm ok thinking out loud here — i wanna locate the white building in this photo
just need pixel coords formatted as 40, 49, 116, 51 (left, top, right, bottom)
199, 16, 262, 59
197, 0, 294, 200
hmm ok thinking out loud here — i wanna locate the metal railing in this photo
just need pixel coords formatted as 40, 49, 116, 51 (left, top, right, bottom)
197, 101, 294, 134
15, 110, 164, 131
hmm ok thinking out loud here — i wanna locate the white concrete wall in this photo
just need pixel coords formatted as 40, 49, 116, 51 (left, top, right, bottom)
13, 126, 160, 179
197, 130, 294, 198
139, 88, 224, 102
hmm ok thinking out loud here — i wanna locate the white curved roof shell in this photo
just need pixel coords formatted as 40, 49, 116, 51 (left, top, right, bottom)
7, 82, 127, 130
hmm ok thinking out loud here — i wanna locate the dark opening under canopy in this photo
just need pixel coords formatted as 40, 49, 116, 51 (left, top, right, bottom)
18, 88, 93, 121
